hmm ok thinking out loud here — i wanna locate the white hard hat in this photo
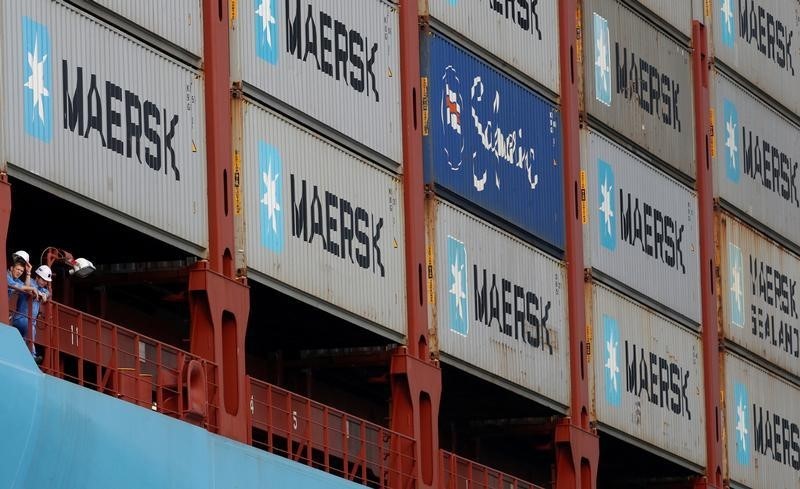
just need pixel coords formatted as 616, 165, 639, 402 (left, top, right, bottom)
35, 265, 52, 282
12, 250, 30, 265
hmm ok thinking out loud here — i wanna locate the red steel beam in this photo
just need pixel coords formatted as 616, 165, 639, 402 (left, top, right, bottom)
555, 1, 599, 488
0, 174, 10, 321
691, 21, 723, 489
190, 0, 250, 442
391, 1, 441, 488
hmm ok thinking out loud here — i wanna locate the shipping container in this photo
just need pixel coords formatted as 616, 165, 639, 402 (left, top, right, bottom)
78, 0, 203, 58
712, 71, 800, 247
584, 0, 695, 178
718, 212, 800, 379
587, 281, 705, 467
426, 197, 569, 408
631, 0, 693, 37
424, 0, 560, 94
582, 129, 701, 323
724, 352, 800, 489
711, 0, 800, 116
1, 0, 208, 252
240, 99, 406, 338
230, 0, 402, 165
421, 31, 565, 252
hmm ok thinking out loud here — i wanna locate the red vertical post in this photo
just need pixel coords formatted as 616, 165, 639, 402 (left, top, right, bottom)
390, 1, 441, 489
691, 21, 723, 489
189, 0, 250, 442
0, 174, 10, 323
555, 1, 599, 488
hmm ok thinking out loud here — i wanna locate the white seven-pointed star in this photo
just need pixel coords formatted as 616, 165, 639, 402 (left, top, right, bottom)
255, 0, 277, 47
599, 174, 614, 236
736, 396, 749, 448
731, 256, 743, 315
725, 115, 738, 167
595, 33, 609, 92
449, 254, 467, 319
721, 0, 734, 35
261, 161, 281, 233
605, 332, 619, 392
24, 37, 49, 123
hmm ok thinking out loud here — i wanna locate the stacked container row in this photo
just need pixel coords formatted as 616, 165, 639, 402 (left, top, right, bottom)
418, 1, 568, 411
708, 2, 800, 487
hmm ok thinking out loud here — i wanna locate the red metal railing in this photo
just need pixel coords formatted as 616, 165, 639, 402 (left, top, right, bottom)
248, 377, 417, 489
11, 300, 219, 432
440, 451, 545, 489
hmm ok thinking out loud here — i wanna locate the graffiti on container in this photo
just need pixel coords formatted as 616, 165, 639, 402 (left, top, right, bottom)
445, 0, 543, 39
717, 0, 795, 75
445, 235, 554, 354
257, 140, 386, 276
727, 241, 800, 358
719, 98, 799, 207
602, 313, 693, 420
592, 12, 683, 133
440, 65, 554, 195
254, 0, 382, 102
596, 160, 687, 274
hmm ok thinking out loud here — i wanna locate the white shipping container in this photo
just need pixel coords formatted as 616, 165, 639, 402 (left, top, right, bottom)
713, 71, 800, 248
427, 198, 569, 408
711, 0, 800, 116
241, 100, 406, 337
588, 282, 705, 467
82, 0, 203, 58
582, 129, 701, 323
724, 352, 800, 489
425, 0, 560, 94
584, 0, 695, 178
231, 0, 402, 165
633, 0, 693, 37
719, 213, 800, 379
1, 0, 207, 252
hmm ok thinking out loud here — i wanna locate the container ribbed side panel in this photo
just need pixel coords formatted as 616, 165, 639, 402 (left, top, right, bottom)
588, 281, 705, 467
427, 197, 568, 408
1, 0, 207, 251
241, 100, 406, 337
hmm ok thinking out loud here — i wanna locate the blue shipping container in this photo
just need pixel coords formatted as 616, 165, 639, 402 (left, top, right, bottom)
421, 31, 565, 251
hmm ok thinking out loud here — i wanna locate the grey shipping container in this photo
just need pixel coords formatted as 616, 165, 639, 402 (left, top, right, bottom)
582, 129, 701, 323
240, 99, 406, 339
426, 197, 568, 409
78, 0, 203, 58
711, 0, 800, 116
588, 281, 705, 468
724, 352, 800, 489
712, 71, 800, 248
231, 0, 403, 165
718, 212, 800, 379
584, 0, 695, 178
424, 0, 560, 94
1, 0, 208, 253
632, 0, 694, 37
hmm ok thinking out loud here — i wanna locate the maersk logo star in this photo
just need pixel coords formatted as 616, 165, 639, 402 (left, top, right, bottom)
258, 141, 284, 253
603, 315, 621, 407
593, 13, 611, 106
720, 0, 735, 48
597, 159, 616, 251
254, 0, 278, 65
22, 17, 52, 142
723, 99, 740, 183
447, 236, 469, 336
734, 382, 750, 465
728, 242, 744, 328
